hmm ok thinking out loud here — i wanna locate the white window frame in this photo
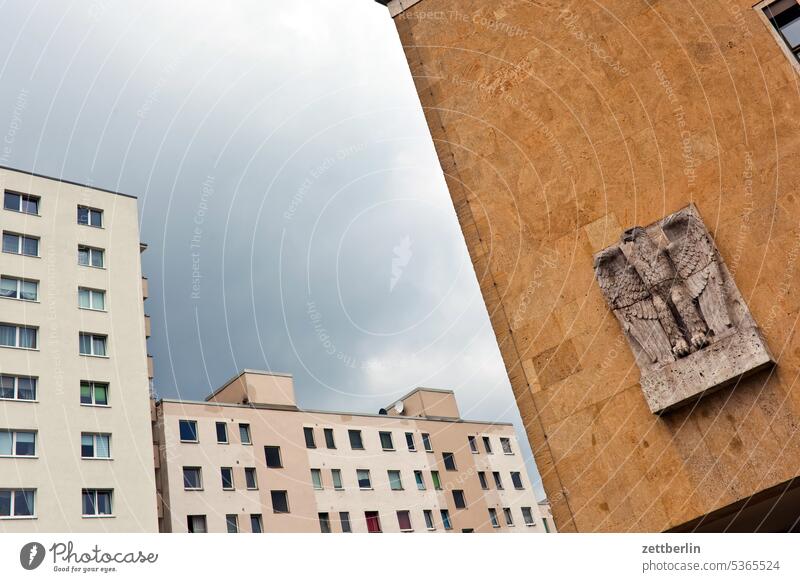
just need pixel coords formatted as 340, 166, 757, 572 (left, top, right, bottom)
388, 470, 403, 491
0, 430, 37, 457
414, 470, 425, 490
405, 431, 416, 451
0, 375, 37, 401
396, 510, 413, 532
311, 468, 323, 490
82, 489, 113, 517
421, 432, 433, 452
221, 467, 234, 490
2, 232, 39, 256
183, 466, 203, 491
339, 511, 352, 533
379, 431, 394, 451
503, 507, 515, 527
250, 514, 263, 533
440, 509, 452, 530
77, 205, 103, 227
501, 437, 513, 455
468, 435, 479, 453
423, 509, 435, 530
77, 245, 104, 268
187, 514, 207, 533
493, 471, 504, 490
0, 488, 36, 518
0, 276, 38, 301
239, 423, 251, 445
80, 381, 109, 406
3, 191, 39, 215
216, 421, 229, 444
79, 333, 107, 357
511, 471, 524, 490
756, 0, 800, 73
489, 508, 500, 528
245, 467, 258, 490
522, 507, 535, 526
226, 514, 239, 533
179, 420, 199, 443
78, 287, 105, 311
331, 469, 343, 490
80, 432, 111, 459
0, 323, 37, 349
357, 469, 372, 490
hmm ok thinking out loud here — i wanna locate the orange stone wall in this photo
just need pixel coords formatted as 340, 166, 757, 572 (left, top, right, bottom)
385, 0, 800, 531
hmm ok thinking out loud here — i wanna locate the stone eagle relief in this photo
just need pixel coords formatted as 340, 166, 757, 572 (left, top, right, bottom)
593, 205, 774, 414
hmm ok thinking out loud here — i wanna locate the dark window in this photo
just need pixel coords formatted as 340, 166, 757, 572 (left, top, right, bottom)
183, 467, 202, 490
468, 435, 478, 453
431, 470, 442, 490
82, 489, 112, 516
488, 508, 499, 527
348, 429, 364, 450
179, 420, 198, 442
503, 507, 514, 526
421, 432, 432, 452
478, 471, 488, 490
423, 509, 435, 530
453, 489, 466, 509
340, 511, 352, 533
397, 510, 412, 531
187, 515, 207, 533
511, 472, 524, 490
442, 452, 457, 471
318, 512, 331, 533
379, 431, 394, 450
77, 205, 103, 227
482, 436, 492, 454
271, 490, 289, 513
365, 510, 382, 533
215, 422, 228, 444
324, 427, 336, 449
245, 467, 258, 489
239, 424, 251, 445
493, 471, 503, 490
501, 437, 513, 454
264, 445, 283, 468
250, 514, 263, 533
221, 467, 234, 490
440, 509, 452, 530
764, 0, 800, 61
357, 469, 372, 489
405, 432, 415, 451
226, 514, 239, 533
522, 507, 535, 526
4, 191, 39, 215
303, 426, 316, 448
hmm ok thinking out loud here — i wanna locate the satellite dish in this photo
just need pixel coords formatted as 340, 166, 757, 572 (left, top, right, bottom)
393, 401, 404, 414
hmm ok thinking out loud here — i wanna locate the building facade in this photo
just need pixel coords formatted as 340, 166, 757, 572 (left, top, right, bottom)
153, 370, 551, 533
0, 166, 157, 532
375, 0, 800, 531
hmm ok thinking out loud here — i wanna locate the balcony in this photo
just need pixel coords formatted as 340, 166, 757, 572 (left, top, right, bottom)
144, 314, 151, 338
142, 277, 149, 300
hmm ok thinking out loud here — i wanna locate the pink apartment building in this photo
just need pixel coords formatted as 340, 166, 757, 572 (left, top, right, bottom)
153, 370, 553, 533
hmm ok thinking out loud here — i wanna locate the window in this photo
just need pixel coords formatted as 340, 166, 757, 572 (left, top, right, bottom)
4, 191, 39, 215
245, 467, 258, 490
179, 420, 198, 442
503, 507, 514, 526
482, 436, 492, 454
0, 430, 36, 456
431, 470, 442, 490
468, 435, 478, 453
250, 514, 263, 533
271, 490, 289, 513
348, 429, 364, 450
501, 437, 513, 454
1, 276, 37, 301
311, 468, 323, 490
0, 324, 37, 349
318, 512, 332, 533
414, 470, 425, 490
0, 375, 36, 401
440, 509, 452, 530
79, 381, 108, 406
421, 432, 432, 452
397, 510, 412, 532
365, 511, 382, 533
405, 432, 416, 451
543, 518, 550, 532
324, 427, 335, 449
388, 470, 403, 490
340, 511, 352, 533
488, 508, 499, 528
331, 469, 343, 490
78, 245, 104, 267
183, 467, 202, 490
79, 333, 106, 356
2, 232, 38, 256
522, 507, 535, 526
511, 472, 524, 490
379, 431, 394, 450
264, 446, 282, 467
0, 489, 35, 517
478, 471, 488, 490
78, 287, 105, 311
493, 471, 503, 490
187, 515, 207, 533
442, 452, 457, 471
226, 514, 239, 533
303, 426, 316, 448
357, 469, 372, 489
82, 489, 112, 516
423, 509, 435, 530
81, 433, 110, 459
239, 423, 251, 445
77, 205, 103, 227
215, 422, 228, 444
453, 489, 466, 509
763, 0, 800, 63
221, 467, 234, 490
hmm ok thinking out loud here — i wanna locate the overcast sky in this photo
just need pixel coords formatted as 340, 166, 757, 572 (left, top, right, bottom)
0, 0, 543, 498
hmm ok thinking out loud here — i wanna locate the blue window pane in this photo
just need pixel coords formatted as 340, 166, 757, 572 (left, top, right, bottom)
15, 490, 34, 516
77, 207, 89, 224
782, 17, 800, 49
20, 280, 37, 301
78, 247, 89, 265
92, 336, 106, 356
82, 491, 95, 515
17, 377, 35, 400
91, 249, 103, 267
15, 432, 35, 456
4, 192, 20, 210
0, 325, 15, 346
0, 277, 17, 298
90, 210, 102, 227
22, 197, 38, 214
97, 491, 112, 515
0, 491, 10, 516
0, 376, 14, 399
81, 434, 94, 457
179, 420, 197, 441
79, 334, 91, 354
22, 237, 38, 256
3, 233, 18, 253
19, 327, 36, 349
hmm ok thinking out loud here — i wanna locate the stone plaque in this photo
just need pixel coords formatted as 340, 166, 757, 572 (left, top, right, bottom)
593, 204, 774, 414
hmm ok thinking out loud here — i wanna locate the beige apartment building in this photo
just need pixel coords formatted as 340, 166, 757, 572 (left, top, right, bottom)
153, 370, 552, 533
0, 166, 157, 532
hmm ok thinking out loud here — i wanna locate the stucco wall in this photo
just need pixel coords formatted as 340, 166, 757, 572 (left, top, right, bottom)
384, 0, 800, 531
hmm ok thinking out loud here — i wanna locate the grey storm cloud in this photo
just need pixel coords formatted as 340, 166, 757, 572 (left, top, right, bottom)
0, 0, 543, 498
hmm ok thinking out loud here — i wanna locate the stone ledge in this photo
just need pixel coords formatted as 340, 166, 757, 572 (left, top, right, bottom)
642, 327, 775, 415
